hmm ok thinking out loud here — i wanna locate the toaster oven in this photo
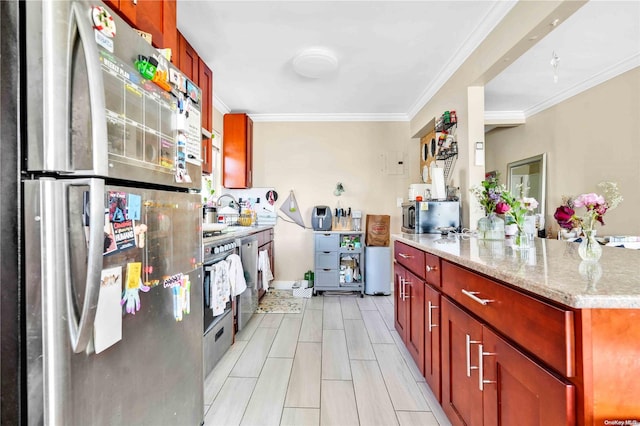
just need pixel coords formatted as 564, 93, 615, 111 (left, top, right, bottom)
401, 201, 461, 234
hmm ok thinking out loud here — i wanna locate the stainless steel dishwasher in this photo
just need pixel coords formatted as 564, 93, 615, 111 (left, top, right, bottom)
236, 236, 259, 331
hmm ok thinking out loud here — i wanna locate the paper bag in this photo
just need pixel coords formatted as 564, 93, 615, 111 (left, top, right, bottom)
365, 215, 390, 247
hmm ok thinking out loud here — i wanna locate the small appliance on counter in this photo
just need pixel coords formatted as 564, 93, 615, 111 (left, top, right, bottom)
312, 205, 332, 231
408, 183, 431, 201
401, 200, 461, 234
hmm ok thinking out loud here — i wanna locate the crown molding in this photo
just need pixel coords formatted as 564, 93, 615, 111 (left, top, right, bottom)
248, 113, 409, 122
213, 95, 230, 115
406, 1, 517, 120
484, 110, 526, 124
524, 53, 640, 118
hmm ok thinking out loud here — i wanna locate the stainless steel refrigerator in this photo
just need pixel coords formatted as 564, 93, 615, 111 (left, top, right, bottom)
2, 1, 204, 424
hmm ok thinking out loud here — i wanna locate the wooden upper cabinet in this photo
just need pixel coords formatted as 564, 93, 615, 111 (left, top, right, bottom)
198, 60, 213, 132
135, 0, 177, 62
223, 113, 253, 188
199, 60, 213, 174
177, 32, 214, 175
177, 32, 199, 81
105, 0, 177, 63
104, 0, 136, 25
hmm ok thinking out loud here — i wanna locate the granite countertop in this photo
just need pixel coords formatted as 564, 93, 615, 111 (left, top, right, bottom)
392, 233, 640, 309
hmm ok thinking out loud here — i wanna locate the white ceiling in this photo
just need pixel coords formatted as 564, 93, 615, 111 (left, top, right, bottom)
177, 1, 640, 122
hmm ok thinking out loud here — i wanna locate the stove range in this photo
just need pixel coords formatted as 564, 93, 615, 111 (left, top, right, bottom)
203, 235, 238, 263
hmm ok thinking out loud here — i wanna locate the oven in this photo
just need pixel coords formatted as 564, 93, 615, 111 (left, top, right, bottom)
202, 237, 237, 377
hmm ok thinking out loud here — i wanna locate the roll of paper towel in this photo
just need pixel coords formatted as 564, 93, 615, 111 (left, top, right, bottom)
431, 166, 446, 199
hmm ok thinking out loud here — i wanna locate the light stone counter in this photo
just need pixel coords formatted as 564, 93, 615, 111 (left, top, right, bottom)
204, 225, 273, 244
392, 233, 640, 309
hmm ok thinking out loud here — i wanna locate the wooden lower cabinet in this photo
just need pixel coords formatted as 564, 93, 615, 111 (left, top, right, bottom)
442, 298, 484, 426
423, 283, 441, 402
442, 298, 575, 426
394, 262, 425, 374
406, 268, 425, 373
482, 327, 575, 425
394, 263, 409, 338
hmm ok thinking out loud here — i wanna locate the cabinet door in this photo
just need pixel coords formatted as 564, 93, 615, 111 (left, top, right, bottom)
104, 0, 137, 27
441, 298, 483, 426
198, 59, 213, 132
482, 327, 575, 426
405, 269, 425, 374
246, 116, 253, 187
394, 263, 408, 338
424, 283, 441, 402
223, 113, 252, 188
177, 32, 198, 81
135, 0, 177, 58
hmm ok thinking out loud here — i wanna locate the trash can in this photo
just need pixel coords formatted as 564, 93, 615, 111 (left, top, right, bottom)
365, 246, 392, 295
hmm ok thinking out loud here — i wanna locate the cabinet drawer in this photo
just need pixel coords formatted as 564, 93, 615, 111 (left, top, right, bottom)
441, 261, 575, 377
315, 269, 339, 287
315, 233, 339, 251
394, 241, 425, 279
424, 252, 441, 288
315, 251, 338, 269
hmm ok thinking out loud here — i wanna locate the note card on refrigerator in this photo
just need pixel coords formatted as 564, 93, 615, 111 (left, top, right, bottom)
94, 266, 123, 354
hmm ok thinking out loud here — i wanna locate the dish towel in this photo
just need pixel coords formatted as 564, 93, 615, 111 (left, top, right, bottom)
208, 262, 230, 316
226, 254, 247, 296
258, 250, 274, 291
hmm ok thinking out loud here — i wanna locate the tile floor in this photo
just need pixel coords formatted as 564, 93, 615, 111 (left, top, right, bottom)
204, 294, 449, 426
203, 293, 451, 426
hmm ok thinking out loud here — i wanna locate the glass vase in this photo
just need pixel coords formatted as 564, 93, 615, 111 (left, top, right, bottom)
514, 228, 530, 249
477, 214, 505, 240
578, 230, 602, 262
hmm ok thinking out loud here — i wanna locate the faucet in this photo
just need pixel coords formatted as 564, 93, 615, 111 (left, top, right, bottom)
216, 194, 241, 213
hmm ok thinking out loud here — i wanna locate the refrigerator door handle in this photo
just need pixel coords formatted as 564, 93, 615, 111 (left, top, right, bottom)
68, 2, 109, 176
63, 178, 105, 353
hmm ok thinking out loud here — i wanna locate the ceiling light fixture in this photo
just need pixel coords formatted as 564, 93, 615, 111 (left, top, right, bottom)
550, 51, 560, 83
292, 47, 339, 79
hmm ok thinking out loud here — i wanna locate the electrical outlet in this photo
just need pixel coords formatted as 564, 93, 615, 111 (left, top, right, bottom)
397, 197, 403, 207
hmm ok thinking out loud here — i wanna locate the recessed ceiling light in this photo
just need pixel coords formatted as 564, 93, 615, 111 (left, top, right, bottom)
292, 48, 339, 79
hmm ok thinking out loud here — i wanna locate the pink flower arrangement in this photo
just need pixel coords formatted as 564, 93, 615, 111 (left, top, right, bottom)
553, 182, 623, 232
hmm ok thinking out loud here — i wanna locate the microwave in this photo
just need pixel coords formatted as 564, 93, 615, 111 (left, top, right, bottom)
401, 201, 461, 234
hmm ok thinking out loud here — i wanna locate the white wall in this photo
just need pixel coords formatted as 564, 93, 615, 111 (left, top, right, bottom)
251, 121, 413, 280
486, 67, 640, 237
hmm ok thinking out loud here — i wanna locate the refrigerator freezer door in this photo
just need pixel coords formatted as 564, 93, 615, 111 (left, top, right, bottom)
25, 179, 203, 425
25, 0, 201, 190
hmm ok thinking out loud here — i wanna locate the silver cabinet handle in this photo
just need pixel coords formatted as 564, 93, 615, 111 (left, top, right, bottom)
428, 301, 438, 332
466, 334, 481, 377
462, 289, 494, 306
398, 253, 413, 259
478, 344, 496, 391
397, 276, 404, 299
403, 279, 412, 301
426, 265, 438, 272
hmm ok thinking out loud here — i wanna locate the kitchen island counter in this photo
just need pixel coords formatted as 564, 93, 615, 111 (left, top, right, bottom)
392, 233, 640, 309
